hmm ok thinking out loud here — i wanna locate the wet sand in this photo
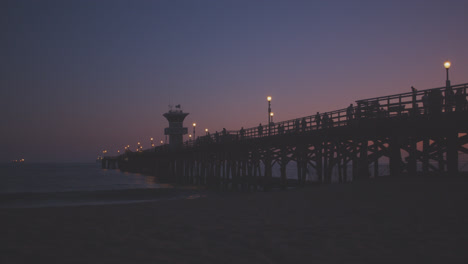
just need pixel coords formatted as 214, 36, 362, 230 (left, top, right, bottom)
1, 177, 468, 264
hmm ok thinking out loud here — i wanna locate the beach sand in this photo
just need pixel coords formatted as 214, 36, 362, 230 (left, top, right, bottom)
1, 177, 468, 264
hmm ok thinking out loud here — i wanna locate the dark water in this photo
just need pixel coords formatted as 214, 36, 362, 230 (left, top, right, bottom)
0, 163, 167, 194
0, 163, 198, 208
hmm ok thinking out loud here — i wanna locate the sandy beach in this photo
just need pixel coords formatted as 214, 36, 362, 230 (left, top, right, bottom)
2, 176, 468, 264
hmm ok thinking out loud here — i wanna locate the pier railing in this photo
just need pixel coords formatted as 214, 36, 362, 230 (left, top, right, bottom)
149, 82, 468, 151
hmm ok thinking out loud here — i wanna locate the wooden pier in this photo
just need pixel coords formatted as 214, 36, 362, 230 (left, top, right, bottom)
104, 83, 468, 190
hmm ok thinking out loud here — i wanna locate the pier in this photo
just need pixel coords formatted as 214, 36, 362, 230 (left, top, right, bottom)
104, 82, 468, 190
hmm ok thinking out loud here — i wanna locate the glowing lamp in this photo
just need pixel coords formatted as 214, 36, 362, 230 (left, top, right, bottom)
267, 96, 272, 101
444, 61, 451, 69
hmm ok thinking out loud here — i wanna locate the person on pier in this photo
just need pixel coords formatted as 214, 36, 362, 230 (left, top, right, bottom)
240, 127, 245, 139
455, 89, 467, 112
315, 112, 321, 129
278, 123, 284, 134
258, 123, 263, 137
346, 104, 354, 123
422, 91, 429, 115
445, 87, 455, 112
429, 89, 443, 115
411, 86, 418, 113
322, 113, 329, 128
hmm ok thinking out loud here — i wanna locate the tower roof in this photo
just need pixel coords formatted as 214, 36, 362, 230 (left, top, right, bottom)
163, 110, 189, 122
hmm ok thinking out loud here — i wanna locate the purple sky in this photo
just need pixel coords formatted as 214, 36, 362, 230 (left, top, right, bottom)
1, 0, 468, 162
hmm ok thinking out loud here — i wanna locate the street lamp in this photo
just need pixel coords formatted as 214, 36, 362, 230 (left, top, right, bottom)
267, 96, 272, 135
151, 137, 154, 147
270, 112, 274, 123
205, 128, 208, 135
267, 96, 272, 122
160, 140, 164, 145
444, 61, 451, 87
193, 123, 196, 139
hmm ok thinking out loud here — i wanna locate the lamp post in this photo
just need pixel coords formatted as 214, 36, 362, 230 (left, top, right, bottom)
205, 128, 208, 135
193, 123, 196, 139
270, 112, 274, 123
444, 61, 451, 87
267, 96, 272, 123
444, 61, 453, 112
267, 96, 272, 136
151, 137, 154, 147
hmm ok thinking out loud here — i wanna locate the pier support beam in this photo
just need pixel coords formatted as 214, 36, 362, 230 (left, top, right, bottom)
447, 131, 459, 176
389, 136, 402, 177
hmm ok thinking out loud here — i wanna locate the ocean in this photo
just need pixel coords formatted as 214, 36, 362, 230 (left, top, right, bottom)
2, 159, 467, 208
0, 163, 196, 208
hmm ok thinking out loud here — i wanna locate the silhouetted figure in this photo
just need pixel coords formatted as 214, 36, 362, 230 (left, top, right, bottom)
429, 89, 443, 115
435, 89, 444, 114
422, 91, 429, 115
301, 117, 307, 132
455, 89, 467, 112
222, 128, 227, 136
346, 104, 354, 121
322, 113, 329, 128
379, 107, 387, 118
258, 123, 263, 137
278, 124, 284, 134
411, 86, 417, 113
295, 119, 300, 133
370, 101, 380, 118
445, 87, 455, 112
215, 131, 219, 143
315, 112, 321, 129
240, 127, 245, 139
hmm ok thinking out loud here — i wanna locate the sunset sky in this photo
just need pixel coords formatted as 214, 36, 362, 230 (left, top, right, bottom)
1, 0, 467, 162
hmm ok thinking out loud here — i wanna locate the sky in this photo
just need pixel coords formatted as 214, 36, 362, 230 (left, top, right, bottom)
1, 0, 467, 162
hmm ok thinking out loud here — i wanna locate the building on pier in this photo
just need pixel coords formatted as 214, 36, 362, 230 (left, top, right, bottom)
163, 105, 189, 150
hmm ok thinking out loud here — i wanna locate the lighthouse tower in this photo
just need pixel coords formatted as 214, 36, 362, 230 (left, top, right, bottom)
163, 105, 189, 150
